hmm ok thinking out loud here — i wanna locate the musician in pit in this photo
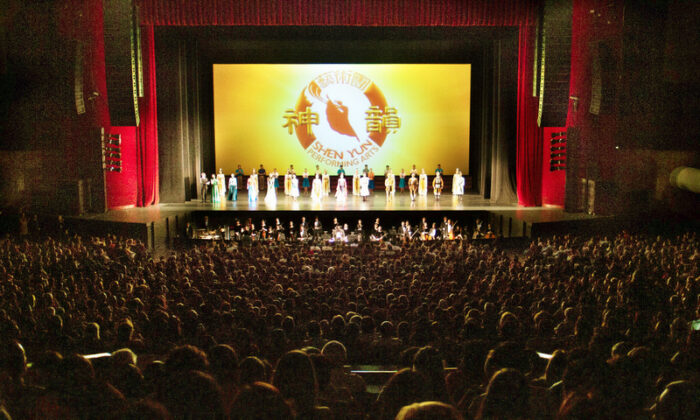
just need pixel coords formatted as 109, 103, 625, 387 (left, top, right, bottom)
420, 218, 430, 241
370, 225, 385, 242
355, 220, 364, 242
445, 219, 455, 240
298, 223, 309, 242
259, 220, 269, 241
287, 221, 296, 242
275, 218, 285, 241
313, 216, 323, 240
332, 224, 348, 243
439, 217, 449, 239
400, 221, 413, 242
429, 222, 438, 240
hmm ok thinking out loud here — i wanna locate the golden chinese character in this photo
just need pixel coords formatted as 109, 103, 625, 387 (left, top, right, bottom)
383, 107, 401, 133
365, 105, 383, 133
282, 109, 299, 135
298, 106, 319, 135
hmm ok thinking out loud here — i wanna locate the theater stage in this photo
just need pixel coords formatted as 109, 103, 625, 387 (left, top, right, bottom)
189, 192, 515, 212
67, 192, 611, 254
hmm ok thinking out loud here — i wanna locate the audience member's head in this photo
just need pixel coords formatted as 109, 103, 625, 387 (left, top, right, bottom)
652, 380, 699, 420
477, 368, 530, 420
321, 340, 348, 367
208, 344, 239, 385
375, 368, 431, 420
165, 345, 209, 375
161, 370, 224, 419
272, 350, 318, 415
395, 401, 463, 420
230, 382, 294, 420
239, 356, 267, 385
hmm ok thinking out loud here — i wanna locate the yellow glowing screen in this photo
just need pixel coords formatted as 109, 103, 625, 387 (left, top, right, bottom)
214, 64, 470, 175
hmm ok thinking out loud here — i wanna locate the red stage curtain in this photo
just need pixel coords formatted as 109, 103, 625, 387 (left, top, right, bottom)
137, 0, 538, 27
136, 0, 544, 206
136, 25, 159, 206
516, 24, 543, 206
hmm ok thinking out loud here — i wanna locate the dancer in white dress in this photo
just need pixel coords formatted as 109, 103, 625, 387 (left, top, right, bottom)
311, 174, 324, 202
452, 168, 465, 196
335, 173, 348, 201
360, 174, 370, 202
265, 175, 276, 202
290, 175, 300, 200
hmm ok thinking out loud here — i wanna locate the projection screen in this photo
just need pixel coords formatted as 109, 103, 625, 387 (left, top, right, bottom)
214, 64, 470, 175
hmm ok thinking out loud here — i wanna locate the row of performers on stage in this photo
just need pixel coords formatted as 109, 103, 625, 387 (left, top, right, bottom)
199, 165, 467, 203
194, 216, 495, 243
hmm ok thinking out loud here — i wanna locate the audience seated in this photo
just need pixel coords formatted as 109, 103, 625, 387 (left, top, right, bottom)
0, 229, 697, 419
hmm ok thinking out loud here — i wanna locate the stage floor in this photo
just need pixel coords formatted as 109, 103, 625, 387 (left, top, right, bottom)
73, 192, 600, 228
70, 192, 610, 255
75, 192, 600, 225
188, 191, 518, 212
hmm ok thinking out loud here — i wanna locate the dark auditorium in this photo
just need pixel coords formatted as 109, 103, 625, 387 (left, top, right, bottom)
1, 1, 699, 419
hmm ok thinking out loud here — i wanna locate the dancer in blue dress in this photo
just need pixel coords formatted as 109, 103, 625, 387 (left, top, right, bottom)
227, 173, 237, 201
302, 169, 310, 194
211, 174, 219, 203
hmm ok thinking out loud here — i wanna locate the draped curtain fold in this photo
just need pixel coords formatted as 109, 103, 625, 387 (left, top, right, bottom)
136, 26, 160, 206
136, 0, 543, 206
516, 24, 543, 206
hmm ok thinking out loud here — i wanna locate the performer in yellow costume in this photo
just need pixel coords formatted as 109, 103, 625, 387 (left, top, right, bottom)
352, 169, 361, 196
322, 170, 331, 196
384, 169, 395, 201
418, 169, 428, 197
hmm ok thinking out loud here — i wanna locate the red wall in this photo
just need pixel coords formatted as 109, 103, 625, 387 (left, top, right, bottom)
566, 0, 624, 183
83, 0, 139, 209
541, 127, 566, 206
106, 127, 139, 208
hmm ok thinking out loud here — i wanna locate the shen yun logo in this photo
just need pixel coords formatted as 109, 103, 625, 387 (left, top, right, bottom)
282, 70, 400, 169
